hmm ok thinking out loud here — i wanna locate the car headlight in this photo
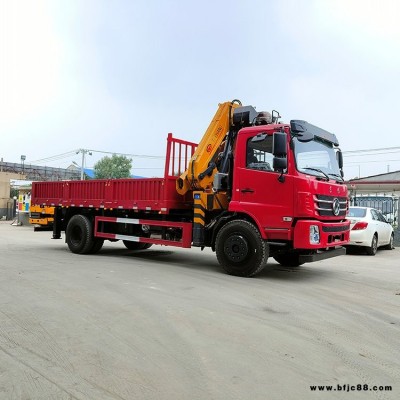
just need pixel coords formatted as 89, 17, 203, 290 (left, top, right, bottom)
310, 225, 320, 244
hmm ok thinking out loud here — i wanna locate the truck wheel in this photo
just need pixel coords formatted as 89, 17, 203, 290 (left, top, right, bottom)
215, 220, 268, 277
273, 254, 304, 267
66, 215, 94, 254
90, 239, 104, 254
366, 234, 378, 256
123, 240, 151, 250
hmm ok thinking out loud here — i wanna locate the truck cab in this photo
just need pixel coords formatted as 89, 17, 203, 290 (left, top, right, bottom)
213, 118, 349, 269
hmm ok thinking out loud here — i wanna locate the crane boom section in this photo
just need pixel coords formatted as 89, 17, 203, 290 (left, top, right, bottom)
176, 101, 240, 195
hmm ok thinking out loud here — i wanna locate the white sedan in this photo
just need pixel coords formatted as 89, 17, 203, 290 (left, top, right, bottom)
346, 207, 394, 255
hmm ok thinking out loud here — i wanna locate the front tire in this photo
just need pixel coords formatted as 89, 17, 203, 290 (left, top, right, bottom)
66, 215, 94, 254
383, 234, 394, 250
215, 220, 268, 277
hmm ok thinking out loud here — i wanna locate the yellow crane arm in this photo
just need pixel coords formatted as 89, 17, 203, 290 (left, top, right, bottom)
176, 100, 241, 195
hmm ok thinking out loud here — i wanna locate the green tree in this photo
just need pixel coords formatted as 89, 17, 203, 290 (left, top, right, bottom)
93, 154, 132, 179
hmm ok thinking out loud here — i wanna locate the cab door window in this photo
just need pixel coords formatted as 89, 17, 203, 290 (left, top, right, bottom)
246, 135, 274, 171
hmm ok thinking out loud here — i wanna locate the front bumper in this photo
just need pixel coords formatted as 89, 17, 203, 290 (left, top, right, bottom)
293, 219, 350, 249
299, 246, 346, 263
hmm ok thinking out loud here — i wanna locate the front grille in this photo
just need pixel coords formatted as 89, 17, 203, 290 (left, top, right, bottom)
322, 225, 349, 233
314, 195, 347, 217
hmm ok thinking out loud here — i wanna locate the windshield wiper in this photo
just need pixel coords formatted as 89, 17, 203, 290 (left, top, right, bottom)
328, 173, 344, 183
301, 167, 329, 181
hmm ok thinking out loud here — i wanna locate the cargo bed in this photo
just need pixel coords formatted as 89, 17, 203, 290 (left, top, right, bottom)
31, 134, 197, 213
31, 177, 191, 213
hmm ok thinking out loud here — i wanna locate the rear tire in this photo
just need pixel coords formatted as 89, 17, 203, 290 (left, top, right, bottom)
366, 234, 378, 256
273, 253, 304, 267
215, 220, 268, 277
66, 215, 94, 254
90, 239, 104, 254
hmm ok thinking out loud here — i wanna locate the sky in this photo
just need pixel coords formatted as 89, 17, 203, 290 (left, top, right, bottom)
1, 0, 400, 179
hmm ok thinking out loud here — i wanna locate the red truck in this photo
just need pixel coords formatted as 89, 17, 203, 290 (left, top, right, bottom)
31, 100, 350, 277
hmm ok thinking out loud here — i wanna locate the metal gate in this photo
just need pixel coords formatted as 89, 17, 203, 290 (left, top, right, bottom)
352, 195, 398, 226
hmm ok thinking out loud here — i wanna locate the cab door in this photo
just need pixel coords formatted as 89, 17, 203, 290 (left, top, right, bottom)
232, 133, 294, 239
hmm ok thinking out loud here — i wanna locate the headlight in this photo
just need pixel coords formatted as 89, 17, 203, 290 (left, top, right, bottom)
310, 225, 320, 244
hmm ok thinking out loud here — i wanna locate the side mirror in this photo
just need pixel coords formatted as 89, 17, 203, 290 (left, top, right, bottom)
336, 149, 344, 177
273, 157, 287, 171
336, 150, 343, 169
273, 132, 287, 174
273, 132, 287, 156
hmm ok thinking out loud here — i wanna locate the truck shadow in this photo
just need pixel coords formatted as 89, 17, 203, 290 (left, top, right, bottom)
94, 247, 334, 282
257, 264, 335, 281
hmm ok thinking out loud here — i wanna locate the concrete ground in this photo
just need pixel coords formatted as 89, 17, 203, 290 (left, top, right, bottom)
0, 221, 399, 400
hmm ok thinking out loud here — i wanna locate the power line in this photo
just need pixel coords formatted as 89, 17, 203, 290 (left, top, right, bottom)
90, 149, 164, 159
28, 149, 165, 165
28, 150, 79, 164
27, 146, 400, 170
343, 146, 400, 154
344, 158, 400, 165
343, 150, 400, 158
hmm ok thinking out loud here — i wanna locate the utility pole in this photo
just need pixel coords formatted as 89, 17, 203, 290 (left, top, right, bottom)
21, 155, 26, 176
76, 149, 92, 179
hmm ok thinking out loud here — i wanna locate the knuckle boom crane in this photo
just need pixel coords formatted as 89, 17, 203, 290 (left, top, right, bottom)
31, 100, 350, 277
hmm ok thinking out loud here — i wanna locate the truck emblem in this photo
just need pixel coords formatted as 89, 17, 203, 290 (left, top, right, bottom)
332, 198, 340, 216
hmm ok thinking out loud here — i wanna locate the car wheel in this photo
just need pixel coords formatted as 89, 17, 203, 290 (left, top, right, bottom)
383, 234, 394, 250
366, 234, 378, 256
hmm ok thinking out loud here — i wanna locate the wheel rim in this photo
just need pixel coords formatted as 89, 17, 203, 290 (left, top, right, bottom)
224, 235, 249, 263
71, 226, 83, 246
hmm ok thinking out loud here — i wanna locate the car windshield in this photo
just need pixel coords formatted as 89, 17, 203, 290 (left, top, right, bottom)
293, 137, 341, 180
348, 208, 367, 218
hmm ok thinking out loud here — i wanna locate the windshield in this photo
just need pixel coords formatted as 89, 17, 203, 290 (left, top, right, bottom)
293, 137, 341, 180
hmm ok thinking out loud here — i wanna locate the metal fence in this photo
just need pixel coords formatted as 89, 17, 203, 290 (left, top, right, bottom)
0, 161, 80, 181
351, 195, 399, 226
